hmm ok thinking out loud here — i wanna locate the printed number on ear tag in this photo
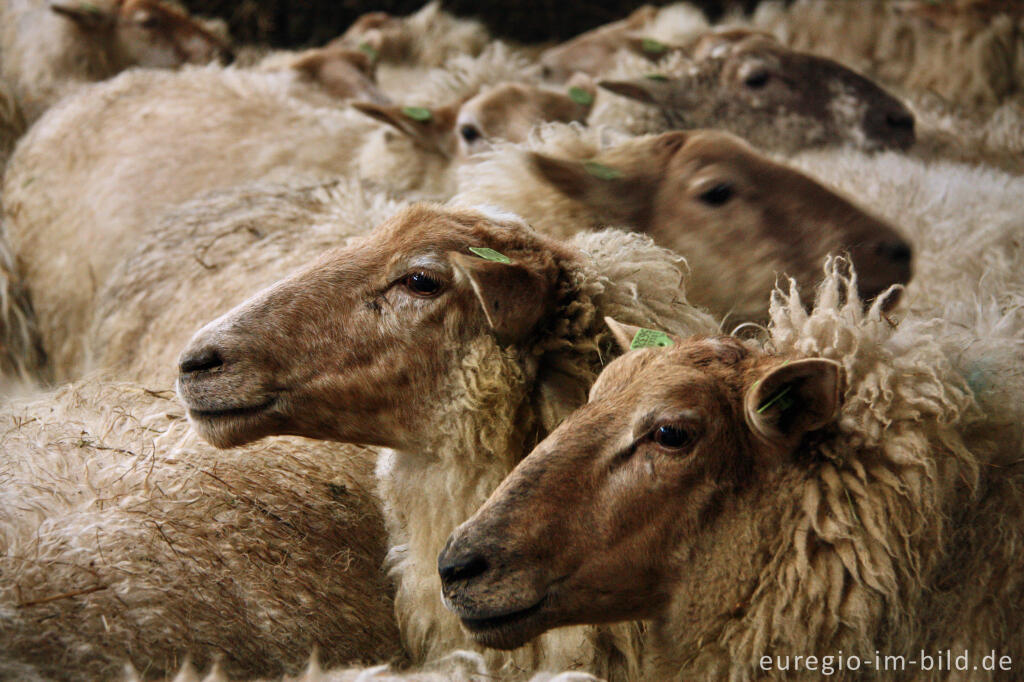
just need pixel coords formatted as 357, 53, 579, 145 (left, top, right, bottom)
469, 247, 511, 264
568, 86, 594, 105
401, 106, 432, 122
630, 328, 674, 350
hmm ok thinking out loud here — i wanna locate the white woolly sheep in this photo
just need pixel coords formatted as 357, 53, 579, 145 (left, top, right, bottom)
175, 202, 720, 679
454, 124, 913, 324
0, 0, 232, 122
441, 261, 1024, 680
589, 31, 918, 154
0, 380, 401, 680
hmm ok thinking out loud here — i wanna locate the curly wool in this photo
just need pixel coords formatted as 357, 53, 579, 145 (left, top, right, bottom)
679, 259, 1024, 678
0, 380, 400, 680
376, 215, 716, 680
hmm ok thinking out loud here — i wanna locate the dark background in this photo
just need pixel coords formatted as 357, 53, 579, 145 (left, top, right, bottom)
183, 1, 766, 48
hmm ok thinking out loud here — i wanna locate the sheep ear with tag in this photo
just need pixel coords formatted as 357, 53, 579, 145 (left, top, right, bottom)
744, 358, 844, 447
449, 251, 557, 347
604, 317, 642, 353
50, 1, 116, 30
351, 99, 462, 157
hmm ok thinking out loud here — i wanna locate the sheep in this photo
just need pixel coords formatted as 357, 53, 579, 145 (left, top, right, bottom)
440, 261, 1024, 680
453, 125, 913, 325
334, 1, 490, 71
754, 0, 1024, 110
0, 0, 232, 122
589, 31, 918, 154
0, 379, 402, 680
175, 202, 721, 679
0, 76, 26, 171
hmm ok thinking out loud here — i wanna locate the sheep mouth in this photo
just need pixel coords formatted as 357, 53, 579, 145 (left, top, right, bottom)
187, 397, 277, 420
457, 599, 547, 650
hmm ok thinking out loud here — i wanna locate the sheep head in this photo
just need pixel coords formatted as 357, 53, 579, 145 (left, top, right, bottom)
528, 130, 912, 322
176, 204, 582, 451
439, 329, 842, 650
352, 78, 595, 160
538, 5, 661, 82
599, 34, 916, 153
50, 0, 233, 67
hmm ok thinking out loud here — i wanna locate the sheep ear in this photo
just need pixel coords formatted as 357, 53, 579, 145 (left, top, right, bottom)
528, 151, 655, 225
565, 72, 598, 114
291, 47, 386, 102
449, 252, 556, 347
744, 358, 844, 447
351, 100, 459, 157
598, 77, 674, 106
604, 317, 643, 353
50, 1, 116, 30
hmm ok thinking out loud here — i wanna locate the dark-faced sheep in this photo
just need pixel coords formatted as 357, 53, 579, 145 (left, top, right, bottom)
176, 203, 720, 679
442, 263, 1024, 679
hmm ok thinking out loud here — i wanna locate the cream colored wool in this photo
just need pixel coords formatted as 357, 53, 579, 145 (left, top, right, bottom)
0, 380, 401, 680
782, 146, 1024, 314
0, 76, 25, 171
373, 220, 717, 680
651, 260, 1024, 678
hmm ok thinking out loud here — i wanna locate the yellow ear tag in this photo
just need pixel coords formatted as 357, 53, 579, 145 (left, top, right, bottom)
358, 42, 379, 61
642, 38, 668, 55
469, 246, 511, 264
568, 86, 594, 105
630, 328, 674, 350
583, 161, 622, 180
401, 106, 432, 122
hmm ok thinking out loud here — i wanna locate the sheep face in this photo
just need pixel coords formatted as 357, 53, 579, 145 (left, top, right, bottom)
51, 0, 233, 67
177, 204, 574, 450
599, 35, 916, 153
529, 130, 912, 322
439, 332, 842, 650
353, 80, 595, 161
539, 5, 660, 82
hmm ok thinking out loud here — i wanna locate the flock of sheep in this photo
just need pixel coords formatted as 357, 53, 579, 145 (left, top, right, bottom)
0, 0, 1022, 680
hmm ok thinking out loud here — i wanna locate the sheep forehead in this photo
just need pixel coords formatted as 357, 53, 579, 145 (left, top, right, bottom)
369, 204, 538, 259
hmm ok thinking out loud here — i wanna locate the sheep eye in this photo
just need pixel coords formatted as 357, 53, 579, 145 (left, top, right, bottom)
460, 124, 481, 143
744, 70, 769, 89
698, 182, 734, 206
652, 425, 693, 449
401, 272, 443, 297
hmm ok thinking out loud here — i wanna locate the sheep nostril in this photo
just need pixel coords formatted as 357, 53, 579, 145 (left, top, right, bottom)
885, 111, 915, 133
877, 240, 913, 264
179, 346, 224, 375
438, 553, 489, 586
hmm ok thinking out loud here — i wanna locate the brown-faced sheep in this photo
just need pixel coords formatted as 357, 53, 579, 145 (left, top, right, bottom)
1, 43, 559, 385
590, 31, 917, 153
441, 262, 1024, 680
176, 202, 720, 679
0, 0, 232, 122
0, 380, 401, 680
454, 125, 913, 325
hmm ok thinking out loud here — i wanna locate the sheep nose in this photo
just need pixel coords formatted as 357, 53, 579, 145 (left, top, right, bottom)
438, 548, 489, 588
179, 345, 224, 375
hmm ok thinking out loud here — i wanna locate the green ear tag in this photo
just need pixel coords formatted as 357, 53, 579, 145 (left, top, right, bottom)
401, 106, 432, 122
358, 41, 379, 61
756, 385, 793, 414
630, 328, 674, 350
583, 161, 622, 180
644, 73, 669, 81
641, 38, 668, 55
568, 86, 594, 105
469, 246, 511, 264
81, 2, 102, 14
